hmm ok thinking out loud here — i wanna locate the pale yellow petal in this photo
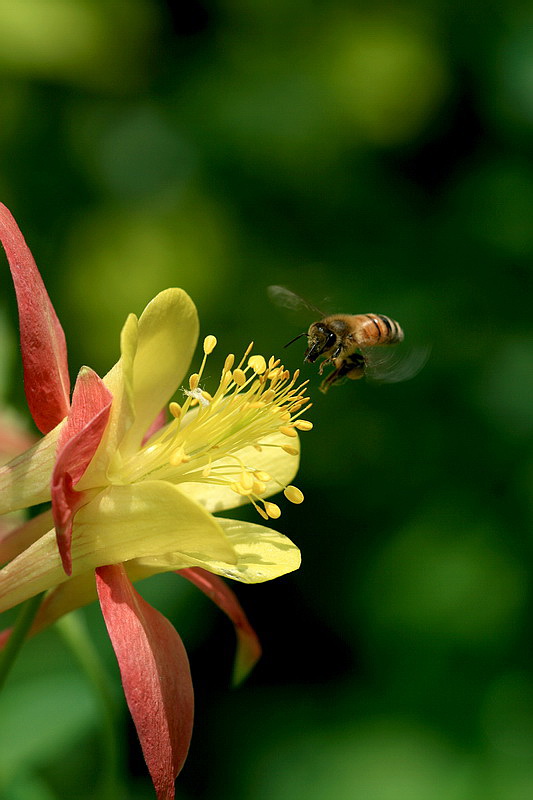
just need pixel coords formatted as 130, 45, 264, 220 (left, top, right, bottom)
116, 288, 199, 459
0, 424, 62, 514
77, 289, 199, 489
132, 516, 301, 584
0, 480, 235, 613
29, 518, 300, 634
178, 430, 301, 512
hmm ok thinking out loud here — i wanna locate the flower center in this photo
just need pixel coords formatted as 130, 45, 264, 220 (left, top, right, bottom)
119, 337, 311, 519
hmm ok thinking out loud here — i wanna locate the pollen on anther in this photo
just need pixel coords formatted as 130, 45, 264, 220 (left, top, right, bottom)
203, 335, 217, 354
293, 420, 313, 431
254, 471, 271, 482
169, 401, 182, 418
224, 354, 235, 372
233, 368, 246, 386
189, 373, 200, 390
282, 445, 299, 456
248, 355, 267, 374
264, 501, 281, 519
284, 485, 304, 504
279, 425, 297, 438
240, 471, 254, 491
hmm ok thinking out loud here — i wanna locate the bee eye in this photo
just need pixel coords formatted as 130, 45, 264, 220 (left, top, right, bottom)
325, 331, 336, 348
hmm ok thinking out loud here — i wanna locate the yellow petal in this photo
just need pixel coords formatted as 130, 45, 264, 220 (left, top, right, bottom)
132, 516, 301, 584
28, 518, 300, 635
0, 424, 62, 514
115, 288, 199, 459
178, 430, 301, 512
0, 480, 235, 613
77, 289, 199, 489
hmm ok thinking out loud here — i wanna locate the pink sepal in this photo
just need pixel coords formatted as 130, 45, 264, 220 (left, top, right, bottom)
0, 204, 70, 434
178, 567, 262, 685
52, 368, 112, 575
96, 564, 194, 800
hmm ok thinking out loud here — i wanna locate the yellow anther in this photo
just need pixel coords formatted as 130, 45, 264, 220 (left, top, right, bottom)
264, 502, 281, 519
262, 389, 275, 402
201, 390, 213, 402
203, 335, 217, 354
248, 355, 267, 374
169, 447, 190, 466
252, 479, 266, 495
169, 401, 182, 418
230, 482, 249, 496
254, 471, 271, 482
189, 373, 200, 390
256, 505, 269, 521
240, 471, 254, 491
279, 411, 291, 421
232, 368, 246, 386
293, 420, 313, 431
282, 445, 299, 456
284, 485, 304, 504
223, 353, 235, 372
220, 370, 233, 391
279, 426, 297, 438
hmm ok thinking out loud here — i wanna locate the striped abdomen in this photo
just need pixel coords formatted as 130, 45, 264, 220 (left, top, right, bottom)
352, 313, 404, 347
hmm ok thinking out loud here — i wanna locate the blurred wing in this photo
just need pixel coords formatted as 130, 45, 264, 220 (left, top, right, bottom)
267, 285, 325, 317
362, 344, 431, 384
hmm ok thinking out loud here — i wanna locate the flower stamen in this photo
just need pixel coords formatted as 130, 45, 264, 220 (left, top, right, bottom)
119, 341, 312, 519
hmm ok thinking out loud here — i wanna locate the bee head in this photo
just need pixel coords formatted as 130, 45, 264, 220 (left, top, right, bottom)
304, 322, 337, 363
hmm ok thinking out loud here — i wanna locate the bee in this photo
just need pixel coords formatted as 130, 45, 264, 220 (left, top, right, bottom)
267, 285, 428, 393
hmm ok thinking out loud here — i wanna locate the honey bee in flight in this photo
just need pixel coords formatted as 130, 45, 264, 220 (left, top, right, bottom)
267, 285, 428, 393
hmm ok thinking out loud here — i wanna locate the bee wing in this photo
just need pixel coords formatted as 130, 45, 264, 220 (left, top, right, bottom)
267, 285, 325, 317
361, 344, 431, 384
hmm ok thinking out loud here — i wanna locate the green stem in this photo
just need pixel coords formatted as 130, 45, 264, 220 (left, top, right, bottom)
56, 612, 125, 800
0, 592, 44, 692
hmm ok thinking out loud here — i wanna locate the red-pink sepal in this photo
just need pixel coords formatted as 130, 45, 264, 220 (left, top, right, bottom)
178, 567, 262, 685
96, 564, 194, 800
0, 204, 70, 434
52, 368, 112, 575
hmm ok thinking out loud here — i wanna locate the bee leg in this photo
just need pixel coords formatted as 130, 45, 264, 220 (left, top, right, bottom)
319, 365, 344, 393
318, 357, 333, 376
319, 355, 366, 393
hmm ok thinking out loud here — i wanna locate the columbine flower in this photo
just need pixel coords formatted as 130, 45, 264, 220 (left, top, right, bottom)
0, 205, 310, 799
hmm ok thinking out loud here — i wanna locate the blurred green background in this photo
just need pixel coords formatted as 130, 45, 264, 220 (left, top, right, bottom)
1, 0, 533, 798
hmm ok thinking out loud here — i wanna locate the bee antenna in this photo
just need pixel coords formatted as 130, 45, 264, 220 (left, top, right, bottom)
284, 332, 307, 348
